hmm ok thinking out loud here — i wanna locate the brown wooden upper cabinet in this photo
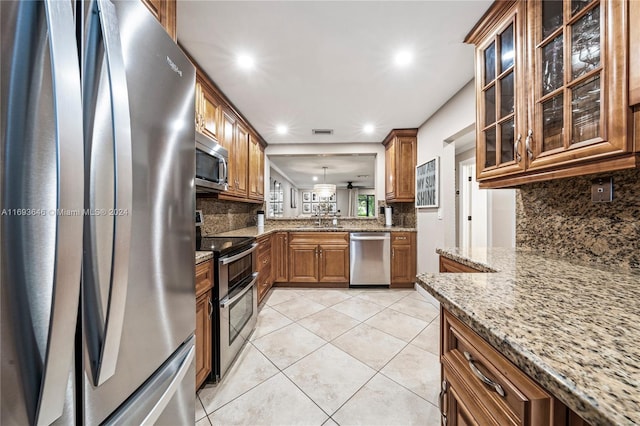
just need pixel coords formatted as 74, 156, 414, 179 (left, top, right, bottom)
383, 129, 417, 202
195, 72, 223, 142
248, 132, 265, 201
467, 0, 637, 188
141, 0, 176, 41
630, 0, 640, 107
188, 57, 266, 203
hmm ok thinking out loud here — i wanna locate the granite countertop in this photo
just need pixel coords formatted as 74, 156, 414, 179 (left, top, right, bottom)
416, 247, 640, 426
195, 251, 213, 264
213, 225, 416, 238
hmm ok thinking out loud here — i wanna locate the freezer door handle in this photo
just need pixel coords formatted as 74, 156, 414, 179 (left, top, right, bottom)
83, 0, 133, 386
103, 336, 196, 426
140, 345, 195, 425
17, 1, 85, 424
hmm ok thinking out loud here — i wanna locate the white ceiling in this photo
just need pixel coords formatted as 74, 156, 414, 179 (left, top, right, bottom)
269, 154, 376, 189
177, 1, 491, 145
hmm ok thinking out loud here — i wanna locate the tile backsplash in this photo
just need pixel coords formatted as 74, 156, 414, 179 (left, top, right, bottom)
516, 168, 640, 270
196, 197, 261, 236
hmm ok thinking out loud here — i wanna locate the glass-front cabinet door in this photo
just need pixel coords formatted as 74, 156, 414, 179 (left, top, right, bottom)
527, 0, 630, 170
476, 2, 526, 180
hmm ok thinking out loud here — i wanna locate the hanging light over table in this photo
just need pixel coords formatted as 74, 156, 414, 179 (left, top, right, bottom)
313, 166, 336, 197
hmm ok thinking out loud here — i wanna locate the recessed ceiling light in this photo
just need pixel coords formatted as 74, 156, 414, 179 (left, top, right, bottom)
312, 176, 318, 182
276, 125, 288, 135
237, 54, 254, 70
394, 50, 413, 67
363, 124, 374, 134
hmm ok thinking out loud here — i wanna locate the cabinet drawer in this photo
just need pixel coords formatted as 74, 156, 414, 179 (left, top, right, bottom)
258, 262, 272, 302
195, 260, 213, 297
289, 232, 348, 245
439, 256, 481, 273
258, 251, 271, 273
257, 234, 271, 256
391, 232, 413, 245
442, 309, 552, 425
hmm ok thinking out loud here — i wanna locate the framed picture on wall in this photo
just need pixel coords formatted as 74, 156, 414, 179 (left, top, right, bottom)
302, 203, 311, 214
329, 193, 337, 202
311, 203, 319, 214
302, 191, 312, 202
416, 157, 439, 208
329, 203, 337, 213
312, 192, 318, 202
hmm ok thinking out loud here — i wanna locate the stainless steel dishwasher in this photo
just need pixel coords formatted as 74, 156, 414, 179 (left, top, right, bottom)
349, 232, 390, 287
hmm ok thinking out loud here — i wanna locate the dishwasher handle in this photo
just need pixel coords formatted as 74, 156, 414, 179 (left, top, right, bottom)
350, 235, 390, 241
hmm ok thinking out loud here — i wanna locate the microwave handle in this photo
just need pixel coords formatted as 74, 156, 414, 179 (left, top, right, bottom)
220, 156, 228, 185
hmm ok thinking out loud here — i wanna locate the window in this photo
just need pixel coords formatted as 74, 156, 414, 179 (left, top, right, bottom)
357, 195, 375, 217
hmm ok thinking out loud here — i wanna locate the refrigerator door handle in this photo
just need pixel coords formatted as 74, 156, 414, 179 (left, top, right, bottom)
103, 336, 196, 425
140, 345, 195, 426
36, 1, 85, 424
84, 0, 134, 386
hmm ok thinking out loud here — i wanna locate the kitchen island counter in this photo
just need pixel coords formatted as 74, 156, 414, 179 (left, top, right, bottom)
195, 251, 213, 264
417, 247, 640, 426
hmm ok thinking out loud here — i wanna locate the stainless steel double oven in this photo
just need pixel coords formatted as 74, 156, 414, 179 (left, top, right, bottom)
199, 236, 258, 380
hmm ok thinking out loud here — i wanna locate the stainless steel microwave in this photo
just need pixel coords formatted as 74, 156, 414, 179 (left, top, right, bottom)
195, 132, 228, 193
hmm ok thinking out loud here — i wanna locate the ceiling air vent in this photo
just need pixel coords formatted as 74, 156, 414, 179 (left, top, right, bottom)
312, 129, 333, 135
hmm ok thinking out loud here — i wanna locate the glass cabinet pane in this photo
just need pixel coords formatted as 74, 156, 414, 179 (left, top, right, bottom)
485, 128, 497, 168
542, 35, 564, 95
571, 6, 600, 79
572, 0, 593, 16
484, 42, 496, 85
571, 75, 600, 143
542, 95, 564, 151
500, 119, 515, 163
542, 0, 563, 39
500, 72, 514, 118
485, 85, 496, 126
500, 24, 514, 72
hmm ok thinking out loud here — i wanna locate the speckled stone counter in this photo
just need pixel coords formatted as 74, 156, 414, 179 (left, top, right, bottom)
212, 225, 416, 238
195, 251, 213, 264
416, 247, 640, 426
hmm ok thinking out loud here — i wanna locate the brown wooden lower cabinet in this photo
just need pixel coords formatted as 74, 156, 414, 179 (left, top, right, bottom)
287, 232, 349, 286
390, 232, 416, 288
440, 307, 591, 426
439, 256, 482, 273
273, 232, 288, 282
257, 234, 273, 303
195, 259, 213, 390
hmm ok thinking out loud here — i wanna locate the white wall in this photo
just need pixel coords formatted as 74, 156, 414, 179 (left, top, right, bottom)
417, 80, 476, 273
488, 189, 516, 247
265, 143, 385, 202
269, 168, 299, 217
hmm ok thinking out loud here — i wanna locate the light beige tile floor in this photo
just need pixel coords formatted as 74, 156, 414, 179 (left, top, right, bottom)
196, 287, 441, 426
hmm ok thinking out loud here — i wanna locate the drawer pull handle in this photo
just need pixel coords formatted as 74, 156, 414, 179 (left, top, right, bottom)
463, 351, 505, 397
438, 380, 448, 425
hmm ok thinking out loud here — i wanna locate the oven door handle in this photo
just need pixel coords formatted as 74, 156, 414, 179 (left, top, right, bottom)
219, 272, 259, 308
219, 243, 258, 265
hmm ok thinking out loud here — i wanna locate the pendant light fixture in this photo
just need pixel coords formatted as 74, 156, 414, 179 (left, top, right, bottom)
313, 166, 336, 197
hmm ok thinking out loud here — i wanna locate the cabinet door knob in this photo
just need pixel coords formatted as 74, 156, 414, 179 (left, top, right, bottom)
525, 129, 534, 161
514, 133, 522, 163
464, 351, 506, 397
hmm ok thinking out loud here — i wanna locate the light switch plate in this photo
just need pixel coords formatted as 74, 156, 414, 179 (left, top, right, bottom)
591, 177, 613, 202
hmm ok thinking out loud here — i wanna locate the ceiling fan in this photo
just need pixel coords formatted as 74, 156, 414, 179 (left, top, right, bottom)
343, 181, 367, 189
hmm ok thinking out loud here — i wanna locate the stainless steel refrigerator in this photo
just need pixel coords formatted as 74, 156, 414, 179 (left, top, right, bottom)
1, 0, 196, 424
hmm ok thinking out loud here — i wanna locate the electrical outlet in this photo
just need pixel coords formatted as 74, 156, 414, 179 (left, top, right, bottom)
591, 177, 613, 202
